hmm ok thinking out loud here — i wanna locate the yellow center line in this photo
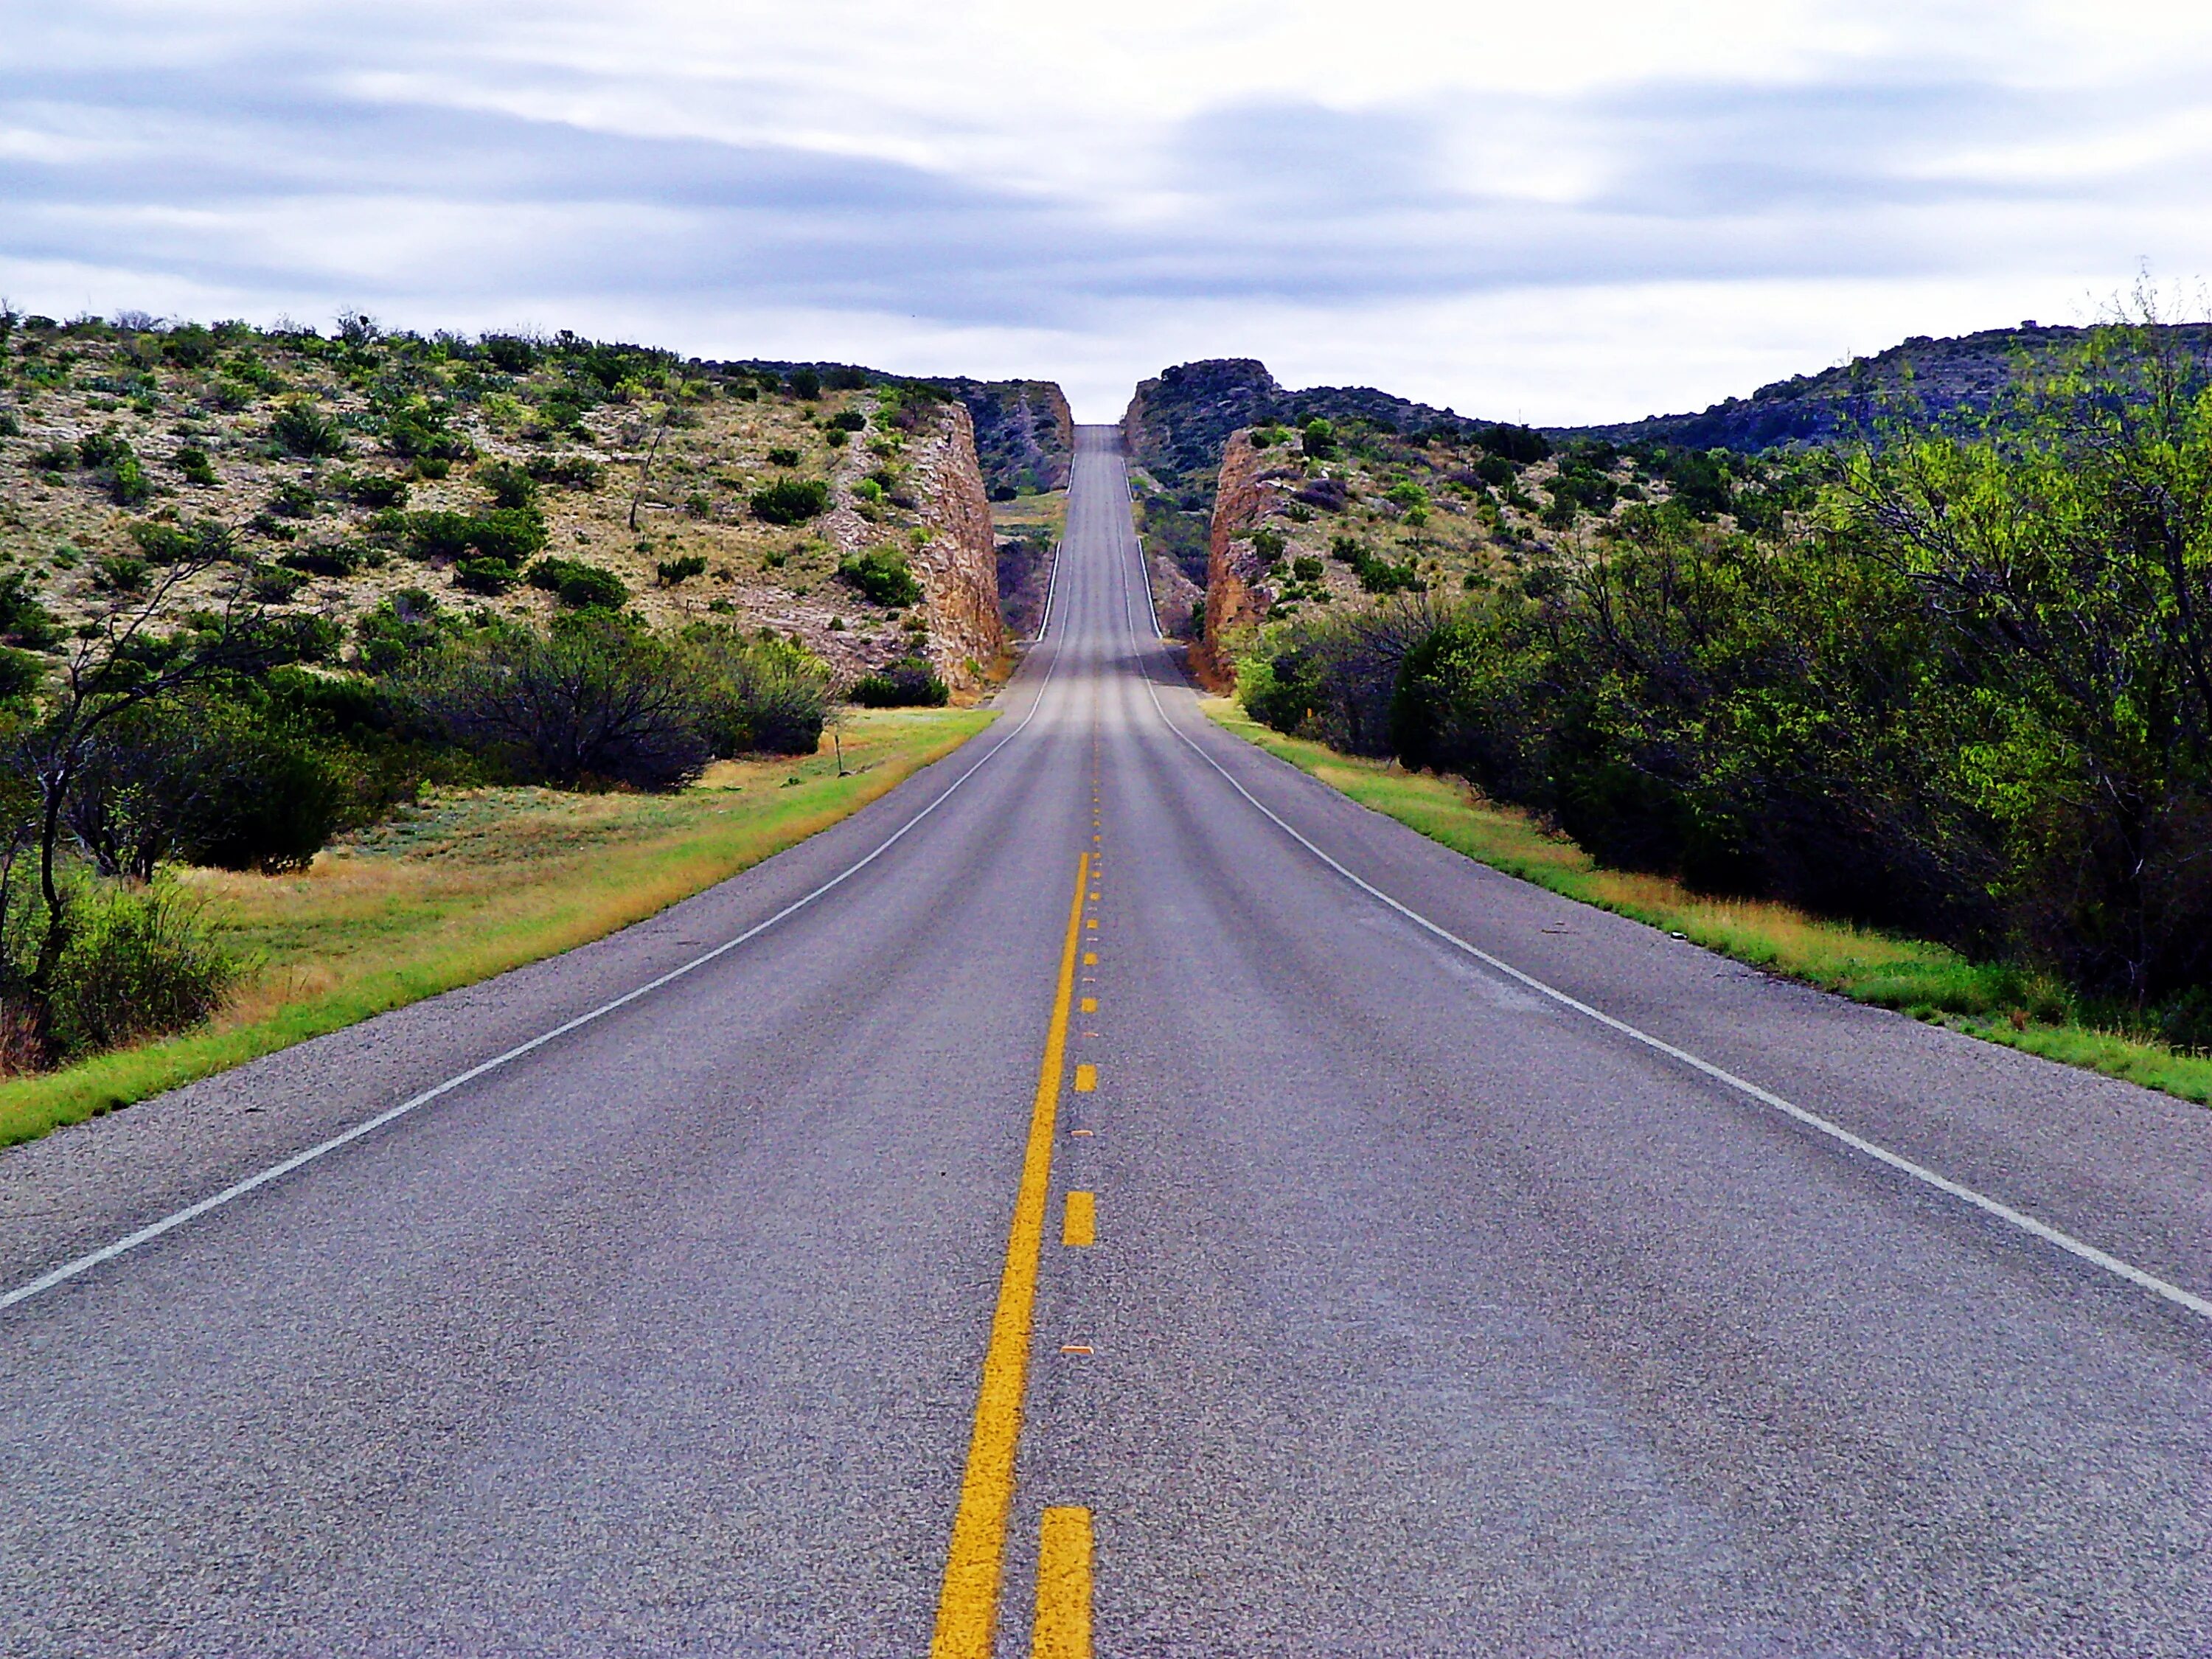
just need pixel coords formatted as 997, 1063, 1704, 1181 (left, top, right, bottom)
1079, 997, 1096, 1013
931, 851, 1090, 1659
1033, 1507, 1094, 1659
1074, 1063, 1097, 1093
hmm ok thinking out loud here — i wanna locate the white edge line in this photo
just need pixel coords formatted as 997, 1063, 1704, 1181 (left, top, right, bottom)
1, 605, 1071, 1315
1114, 501, 2212, 1327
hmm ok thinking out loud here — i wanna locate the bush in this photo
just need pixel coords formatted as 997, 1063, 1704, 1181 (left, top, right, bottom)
30, 442, 76, 471
656, 554, 709, 586
174, 446, 219, 487
477, 459, 540, 509
525, 454, 601, 490
751, 477, 830, 524
765, 446, 801, 468
354, 589, 450, 672
848, 658, 948, 707
681, 627, 830, 755
0, 646, 44, 704
454, 557, 520, 594
250, 566, 307, 604
837, 545, 922, 607
276, 543, 364, 578
272, 399, 348, 458
787, 369, 821, 400
91, 555, 149, 593
63, 698, 349, 879
403, 505, 547, 565
0, 571, 59, 650
45, 883, 236, 1061
335, 469, 408, 507
825, 409, 866, 433
109, 451, 152, 506
526, 557, 628, 609
402, 616, 710, 790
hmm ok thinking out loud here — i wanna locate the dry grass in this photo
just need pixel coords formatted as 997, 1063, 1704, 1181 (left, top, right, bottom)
0, 706, 993, 1147
1206, 698, 2212, 1108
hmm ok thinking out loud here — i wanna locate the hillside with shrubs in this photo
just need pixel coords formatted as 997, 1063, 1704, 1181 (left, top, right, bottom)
1228, 319, 2212, 1060
0, 308, 1065, 1084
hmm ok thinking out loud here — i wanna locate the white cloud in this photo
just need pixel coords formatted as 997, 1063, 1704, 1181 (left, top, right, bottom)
4, 1, 2211, 420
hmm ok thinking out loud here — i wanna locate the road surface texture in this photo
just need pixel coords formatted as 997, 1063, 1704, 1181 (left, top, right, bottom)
3, 428, 2208, 1657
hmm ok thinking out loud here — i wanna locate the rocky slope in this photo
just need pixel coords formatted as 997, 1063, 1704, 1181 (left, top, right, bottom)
932, 378, 1074, 496
1123, 358, 1509, 636
1559, 321, 2212, 453
0, 318, 1013, 695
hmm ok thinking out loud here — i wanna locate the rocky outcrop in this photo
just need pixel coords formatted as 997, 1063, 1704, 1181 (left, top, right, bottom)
1192, 431, 1275, 686
905, 399, 1009, 689
936, 378, 1075, 495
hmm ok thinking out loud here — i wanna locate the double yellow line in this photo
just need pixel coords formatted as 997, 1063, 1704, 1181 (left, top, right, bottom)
931, 852, 1092, 1658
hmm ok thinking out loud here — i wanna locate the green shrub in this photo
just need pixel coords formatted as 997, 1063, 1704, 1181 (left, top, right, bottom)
276, 543, 364, 578
751, 477, 830, 524
479, 334, 539, 372
681, 627, 831, 754
1291, 555, 1324, 582
402, 616, 710, 790
825, 409, 866, 433
525, 454, 601, 490
847, 658, 947, 707
268, 479, 317, 518
174, 446, 219, 487
787, 369, 821, 400
45, 883, 236, 1061
76, 429, 127, 468
108, 452, 151, 506
765, 446, 801, 468
126, 518, 236, 566
250, 566, 307, 604
403, 506, 546, 565
354, 588, 454, 673
477, 459, 540, 509
837, 546, 922, 607
656, 554, 709, 586
91, 555, 149, 593
0, 645, 44, 703
1301, 418, 1337, 460
0, 571, 59, 650
30, 442, 76, 471
272, 399, 349, 457
526, 557, 627, 609
453, 557, 519, 594
335, 469, 408, 508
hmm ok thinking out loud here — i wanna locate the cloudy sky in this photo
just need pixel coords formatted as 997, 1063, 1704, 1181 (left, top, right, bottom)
5, 1, 2210, 422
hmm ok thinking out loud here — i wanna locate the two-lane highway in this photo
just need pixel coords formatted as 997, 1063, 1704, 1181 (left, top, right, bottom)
2, 427, 2208, 1655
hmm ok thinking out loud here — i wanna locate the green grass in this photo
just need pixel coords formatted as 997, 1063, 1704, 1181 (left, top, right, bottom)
1203, 698, 2212, 1107
0, 707, 995, 1148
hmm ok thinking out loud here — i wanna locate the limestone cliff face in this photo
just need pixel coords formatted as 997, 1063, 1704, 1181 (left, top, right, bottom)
1194, 430, 1275, 686
906, 399, 1009, 690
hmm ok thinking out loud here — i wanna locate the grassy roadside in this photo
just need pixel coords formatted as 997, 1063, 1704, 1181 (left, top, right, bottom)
1201, 698, 2212, 1107
0, 706, 995, 1149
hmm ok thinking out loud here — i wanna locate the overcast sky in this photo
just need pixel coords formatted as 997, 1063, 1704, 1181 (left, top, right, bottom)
5, 1, 2210, 422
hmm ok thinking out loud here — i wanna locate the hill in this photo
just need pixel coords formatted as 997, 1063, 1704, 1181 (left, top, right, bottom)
1557, 321, 2212, 453
0, 317, 1069, 693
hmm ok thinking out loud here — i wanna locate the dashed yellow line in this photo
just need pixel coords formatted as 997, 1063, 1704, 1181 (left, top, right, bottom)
1079, 997, 1096, 1014
1033, 1506, 1094, 1659
930, 852, 1090, 1659
1074, 1064, 1097, 1093
1062, 1191, 1095, 1248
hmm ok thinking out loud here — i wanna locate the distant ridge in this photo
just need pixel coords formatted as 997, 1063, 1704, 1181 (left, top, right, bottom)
1121, 358, 1480, 498
1554, 321, 2212, 453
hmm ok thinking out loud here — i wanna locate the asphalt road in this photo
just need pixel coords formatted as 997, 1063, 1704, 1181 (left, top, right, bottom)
3, 427, 2208, 1657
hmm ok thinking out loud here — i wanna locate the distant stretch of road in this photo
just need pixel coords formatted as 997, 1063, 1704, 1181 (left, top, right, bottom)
2, 428, 2207, 1656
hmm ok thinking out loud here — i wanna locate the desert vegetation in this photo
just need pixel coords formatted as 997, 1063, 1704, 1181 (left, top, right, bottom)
1236, 319, 2212, 1060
